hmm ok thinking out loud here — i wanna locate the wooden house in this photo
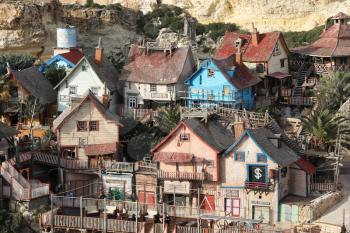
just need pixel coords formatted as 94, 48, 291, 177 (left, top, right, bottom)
215, 26, 291, 102
184, 54, 261, 110
219, 127, 316, 225
291, 12, 350, 75
53, 91, 122, 188
54, 40, 120, 114
151, 118, 233, 208
4, 65, 57, 128
39, 49, 84, 73
120, 44, 196, 110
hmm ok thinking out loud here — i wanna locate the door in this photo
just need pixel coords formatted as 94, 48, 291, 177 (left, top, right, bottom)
138, 191, 155, 204
253, 205, 270, 224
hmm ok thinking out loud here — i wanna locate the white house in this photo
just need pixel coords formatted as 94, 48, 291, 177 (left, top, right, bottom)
120, 45, 196, 109
54, 43, 120, 113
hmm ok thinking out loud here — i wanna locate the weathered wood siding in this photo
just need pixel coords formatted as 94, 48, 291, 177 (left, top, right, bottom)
59, 100, 119, 161
267, 39, 289, 74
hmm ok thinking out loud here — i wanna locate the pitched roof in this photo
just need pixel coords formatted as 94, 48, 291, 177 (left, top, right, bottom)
212, 56, 261, 89
332, 12, 350, 20
11, 66, 57, 105
152, 117, 234, 154
120, 46, 195, 84
54, 56, 119, 91
295, 158, 316, 174
0, 122, 19, 140
60, 49, 84, 65
84, 143, 117, 156
215, 31, 288, 62
53, 90, 121, 131
292, 15, 350, 57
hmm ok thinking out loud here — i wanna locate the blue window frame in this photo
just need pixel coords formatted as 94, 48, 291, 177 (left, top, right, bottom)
257, 153, 267, 163
234, 152, 245, 162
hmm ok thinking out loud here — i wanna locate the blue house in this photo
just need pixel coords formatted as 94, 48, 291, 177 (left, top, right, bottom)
184, 54, 261, 110
39, 49, 84, 73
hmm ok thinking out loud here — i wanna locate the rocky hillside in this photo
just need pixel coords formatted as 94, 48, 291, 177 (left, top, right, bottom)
61, 0, 350, 32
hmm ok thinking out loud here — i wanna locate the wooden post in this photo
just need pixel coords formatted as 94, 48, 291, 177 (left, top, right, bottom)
197, 188, 200, 233
162, 202, 165, 232
50, 194, 54, 231
136, 201, 138, 233
104, 198, 107, 233
80, 196, 83, 229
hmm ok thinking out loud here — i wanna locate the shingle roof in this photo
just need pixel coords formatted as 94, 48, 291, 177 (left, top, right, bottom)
12, 66, 57, 105
215, 31, 287, 62
292, 19, 350, 57
84, 143, 117, 156
53, 90, 120, 131
184, 118, 234, 153
120, 46, 195, 84
0, 122, 19, 140
212, 56, 261, 89
60, 49, 84, 65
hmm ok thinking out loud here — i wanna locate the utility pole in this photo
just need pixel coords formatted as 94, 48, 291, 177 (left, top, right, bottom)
334, 128, 341, 192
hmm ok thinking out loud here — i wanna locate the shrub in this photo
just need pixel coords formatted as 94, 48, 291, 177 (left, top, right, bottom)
196, 22, 239, 41
0, 54, 35, 76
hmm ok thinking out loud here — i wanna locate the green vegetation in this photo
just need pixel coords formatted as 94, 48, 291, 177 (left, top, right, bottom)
155, 105, 181, 134
44, 64, 66, 87
0, 54, 35, 76
196, 22, 240, 41
0, 210, 26, 233
283, 19, 332, 48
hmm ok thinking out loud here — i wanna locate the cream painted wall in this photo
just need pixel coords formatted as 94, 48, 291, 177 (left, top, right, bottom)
154, 123, 219, 181
59, 100, 119, 161
57, 58, 109, 112
267, 39, 289, 74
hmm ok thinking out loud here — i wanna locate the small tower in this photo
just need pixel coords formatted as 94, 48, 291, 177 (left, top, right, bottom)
331, 12, 350, 25
184, 16, 197, 42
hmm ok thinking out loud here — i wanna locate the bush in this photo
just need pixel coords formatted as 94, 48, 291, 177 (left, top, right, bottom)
196, 22, 239, 41
0, 210, 26, 233
0, 54, 35, 76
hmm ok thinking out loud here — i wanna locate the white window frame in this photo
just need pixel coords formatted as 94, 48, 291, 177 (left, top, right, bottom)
69, 86, 77, 95
128, 96, 137, 109
180, 133, 190, 142
90, 87, 100, 95
150, 84, 157, 92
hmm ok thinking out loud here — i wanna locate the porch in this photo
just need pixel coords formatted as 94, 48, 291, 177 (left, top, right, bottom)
158, 170, 205, 181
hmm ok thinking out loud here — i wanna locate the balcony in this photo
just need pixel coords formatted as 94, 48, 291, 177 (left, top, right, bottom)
279, 96, 316, 106
158, 170, 205, 181
245, 181, 274, 192
150, 92, 169, 99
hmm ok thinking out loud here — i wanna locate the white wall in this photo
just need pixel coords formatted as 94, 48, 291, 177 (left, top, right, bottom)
267, 39, 289, 74
57, 58, 108, 112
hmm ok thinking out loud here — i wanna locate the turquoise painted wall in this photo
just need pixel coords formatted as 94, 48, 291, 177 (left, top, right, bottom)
185, 59, 254, 110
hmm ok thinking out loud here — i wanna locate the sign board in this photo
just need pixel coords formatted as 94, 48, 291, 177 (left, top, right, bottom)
60, 95, 70, 102
249, 165, 266, 183
164, 181, 190, 194
252, 200, 270, 206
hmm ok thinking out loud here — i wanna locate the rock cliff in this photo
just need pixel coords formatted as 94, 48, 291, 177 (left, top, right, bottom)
60, 0, 350, 32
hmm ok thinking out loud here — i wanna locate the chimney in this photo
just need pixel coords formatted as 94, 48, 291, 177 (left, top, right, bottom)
102, 94, 109, 108
95, 37, 103, 64
251, 23, 259, 47
233, 120, 245, 140
235, 45, 243, 65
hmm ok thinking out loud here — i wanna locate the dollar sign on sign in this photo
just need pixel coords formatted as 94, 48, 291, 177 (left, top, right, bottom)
254, 168, 262, 180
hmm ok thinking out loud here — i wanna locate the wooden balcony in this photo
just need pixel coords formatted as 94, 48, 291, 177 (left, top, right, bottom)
310, 182, 335, 192
157, 170, 205, 181
245, 181, 274, 192
279, 96, 316, 106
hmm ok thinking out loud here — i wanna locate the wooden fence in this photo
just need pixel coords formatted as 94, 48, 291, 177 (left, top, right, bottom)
310, 183, 334, 192
158, 170, 205, 180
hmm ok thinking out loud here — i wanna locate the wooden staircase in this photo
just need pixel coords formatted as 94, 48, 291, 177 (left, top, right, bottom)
294, 65, 314, 97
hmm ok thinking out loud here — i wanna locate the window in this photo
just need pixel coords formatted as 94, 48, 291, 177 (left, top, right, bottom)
280, 59, 285, 68
257, 153, 267, 163
128, 96, 137, 108
77, 121, 87, 131
206, 160, 215, 168
90, 87, 99, 95
69, 86, 77, 95
273, 43, 281, 56
89, 121, 99, 131
180, 133, 190, 141
150, 84, 157, 92
223, 85, 230, 95
234, 152, 245, 162
167, 84, 175, 92
208, 69, 215, 77
256, 64, 265, 73
199, 75, 202, 85
225, 198, 240, 216
340, 57, 347, 65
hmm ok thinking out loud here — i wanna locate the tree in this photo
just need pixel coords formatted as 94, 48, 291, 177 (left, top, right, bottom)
21, 96, 43, 138
0, 54, 35, 76
44, 64, 66, 87
315, 71, 350, 111
0, 210, 25, 233
155, 105, 180, 134
301, 109, 350, 149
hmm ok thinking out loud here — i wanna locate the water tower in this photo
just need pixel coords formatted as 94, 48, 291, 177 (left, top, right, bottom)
54, 25, 78, 56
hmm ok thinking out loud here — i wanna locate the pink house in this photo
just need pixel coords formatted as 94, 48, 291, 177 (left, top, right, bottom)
151, 118, 233, 208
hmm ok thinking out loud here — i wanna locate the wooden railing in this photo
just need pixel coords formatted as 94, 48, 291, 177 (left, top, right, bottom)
311, 183, 334, 192
105, 161, 134, 173
245, 181, 274, 191
279, 96, 316, 106
158, 170, 205, 180
289, 60, 350, 74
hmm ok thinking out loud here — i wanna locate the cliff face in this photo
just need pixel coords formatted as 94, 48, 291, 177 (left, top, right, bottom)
59, 0, 350, 32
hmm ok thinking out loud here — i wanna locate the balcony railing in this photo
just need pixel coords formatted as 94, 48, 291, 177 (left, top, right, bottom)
279, 96, 316, 106
157, 170, 205, 180
245, 181, 274, 191
150, 92, 169, 99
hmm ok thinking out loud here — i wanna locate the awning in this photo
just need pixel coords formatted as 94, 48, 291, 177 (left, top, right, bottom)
84, 143, 117, 156
153, 152, 204, 163
267, 72, 291, 80
295, 158, 316, 174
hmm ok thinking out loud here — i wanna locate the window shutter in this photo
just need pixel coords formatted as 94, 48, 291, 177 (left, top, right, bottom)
96, 121, 99, 131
